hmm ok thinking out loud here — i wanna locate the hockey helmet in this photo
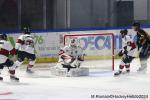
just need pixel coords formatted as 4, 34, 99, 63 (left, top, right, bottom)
23, 27, 30, 34
0, 33, 7, 40
132, 22, 140, 27
120, 29, 128, 35
120, 29, 128, 38
132, 22, 141, 31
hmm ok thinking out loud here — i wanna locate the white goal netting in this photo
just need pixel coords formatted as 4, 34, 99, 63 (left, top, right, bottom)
63, 33, 115, 71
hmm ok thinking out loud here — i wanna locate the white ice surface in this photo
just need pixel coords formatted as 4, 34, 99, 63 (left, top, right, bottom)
0, 58, 150, 100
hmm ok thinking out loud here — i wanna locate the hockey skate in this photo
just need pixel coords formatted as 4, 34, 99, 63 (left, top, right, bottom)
137, 66, 147, 72
114, 71, 122, 76
0, 76, 3, 81
126, 70, 130, 74
66, 71, 71, 77
26, 68, 34, 74
10, 76, 19, 82
122, 70, 130, 75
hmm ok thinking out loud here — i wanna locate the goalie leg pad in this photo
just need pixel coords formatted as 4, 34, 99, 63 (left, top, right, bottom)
50, 67, 89, 77
69, 67, 89, 77
62, 64, 76, 72
50, 67, 68, 76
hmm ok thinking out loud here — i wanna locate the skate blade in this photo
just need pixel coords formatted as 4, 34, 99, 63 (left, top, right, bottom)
10, 79, 19, 83
26, 71, 34, 74
114, 74, 121, 77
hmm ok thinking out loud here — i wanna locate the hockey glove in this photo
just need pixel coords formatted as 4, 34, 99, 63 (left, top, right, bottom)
123, 46, 128, 55
124, 49, 128, 55
118, 50, 123, 57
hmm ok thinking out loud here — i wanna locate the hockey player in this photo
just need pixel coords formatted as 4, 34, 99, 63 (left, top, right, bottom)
58, 39, 84, 72
0, 33, 19, 81
132, 22, 150, 72
114, 29, 136, 76
52, 38, 89, 76
15, 27, 36, 73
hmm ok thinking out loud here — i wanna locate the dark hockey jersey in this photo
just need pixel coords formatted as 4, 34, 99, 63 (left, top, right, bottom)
136, 29, 150, 49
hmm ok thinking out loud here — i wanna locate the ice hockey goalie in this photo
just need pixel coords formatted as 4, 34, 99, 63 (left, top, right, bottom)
51, 38, 89, 77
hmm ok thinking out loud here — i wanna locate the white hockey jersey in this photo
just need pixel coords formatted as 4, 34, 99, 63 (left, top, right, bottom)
59, 45, 84, 58
15, 34, 35, 54
122, 35, 137, 57
0, 40, 16, 63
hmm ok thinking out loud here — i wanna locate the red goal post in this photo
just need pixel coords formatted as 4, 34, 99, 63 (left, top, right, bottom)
63, 33, 115, 71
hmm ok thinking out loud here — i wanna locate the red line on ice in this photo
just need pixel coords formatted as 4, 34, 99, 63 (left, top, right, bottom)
0, 92, 13, 95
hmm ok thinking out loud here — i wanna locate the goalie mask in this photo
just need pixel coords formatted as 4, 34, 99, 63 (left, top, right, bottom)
70, 39, 78, 47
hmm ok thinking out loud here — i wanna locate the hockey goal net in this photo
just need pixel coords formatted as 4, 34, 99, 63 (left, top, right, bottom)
63, 33, 114, 71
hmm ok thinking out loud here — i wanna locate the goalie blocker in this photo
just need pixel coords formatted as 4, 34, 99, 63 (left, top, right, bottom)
50, 38, 89, 77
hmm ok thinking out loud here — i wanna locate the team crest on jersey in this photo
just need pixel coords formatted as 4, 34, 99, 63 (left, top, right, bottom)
24, 36, 34, 47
